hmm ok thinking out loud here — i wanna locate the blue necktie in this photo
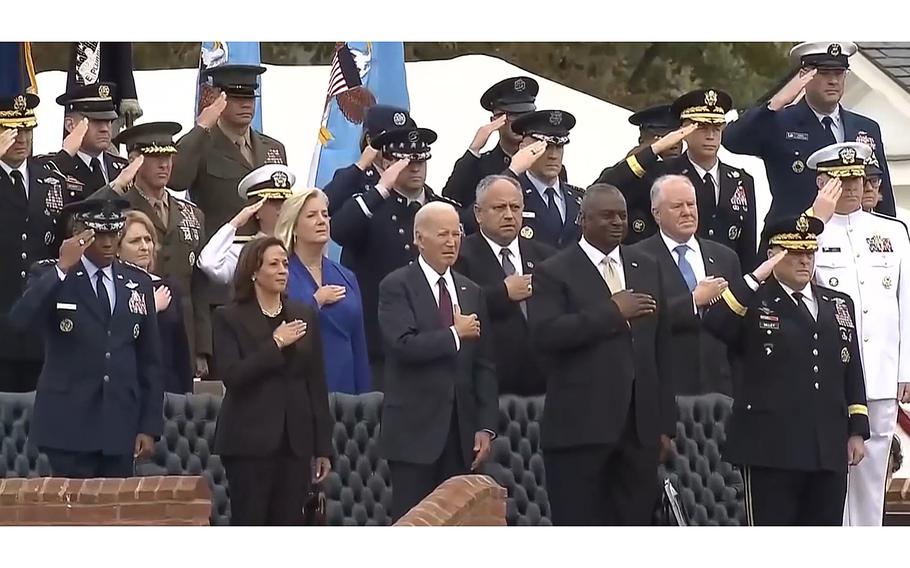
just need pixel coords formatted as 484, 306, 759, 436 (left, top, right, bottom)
675, 245, 697, 292
542, 187, 562, 238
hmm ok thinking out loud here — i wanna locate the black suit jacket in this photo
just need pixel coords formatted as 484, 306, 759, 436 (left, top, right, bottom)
703, 278, 870, 472
377, 262, 498, 466
529, 244, 674, 451
454, 233, 556, 395
630, 234, 743, 396
212, 300, 333, 460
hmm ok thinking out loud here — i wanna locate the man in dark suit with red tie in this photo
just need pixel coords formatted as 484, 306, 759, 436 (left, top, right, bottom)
455, 175, 555, 395
377, 201, 499, 520
529, 183, 675, 525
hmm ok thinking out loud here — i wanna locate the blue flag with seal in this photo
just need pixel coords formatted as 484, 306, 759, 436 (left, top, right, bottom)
308, 42, 410, 189
195, 42, 263, 132
0, 42, 38, 97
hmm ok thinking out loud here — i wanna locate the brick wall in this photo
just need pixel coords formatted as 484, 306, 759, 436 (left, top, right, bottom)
394, 475, 507, 526
0, 476, 212, 526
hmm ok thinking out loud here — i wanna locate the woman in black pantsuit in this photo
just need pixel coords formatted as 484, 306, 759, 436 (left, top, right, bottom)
213, 236, 333, 526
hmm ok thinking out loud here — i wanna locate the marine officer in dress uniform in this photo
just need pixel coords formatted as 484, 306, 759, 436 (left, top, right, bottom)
50, 82, 129, 195
807, 142, 910, 526
594, 106, 693, 245
0, 92, 72, 392
323, 105, 415, 215
197, 164, 294, 285
703, 213, 870, 525
443, 76, 565, 208
504, 109, 585, 249
169, 64, 287, 238
331, 125, 468, 390
8, 197, 162, 478
723, 41, 896, 224
93, 121, 211, 378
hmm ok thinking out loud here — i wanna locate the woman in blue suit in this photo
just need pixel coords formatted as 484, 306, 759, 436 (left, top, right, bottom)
274, 188, 371, 393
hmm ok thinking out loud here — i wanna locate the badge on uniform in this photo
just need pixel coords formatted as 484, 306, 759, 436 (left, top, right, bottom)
43, 178, 64, 213
526, 261, 534, 270
759, 313, 780, 331
792, 160, 805, 173
728, 225, 741, 241
841, 328, 852, 342
133, 324, 140, 339
520, 226, 534, 239
841, 347, 850, 363
59, 318, 73, 333
632, 219, 646, 233
834, 298, 854, 329
866, 234, 893, 253
44, 231, 54, 246
855, 131, 877, 151
764, 343, 774, 356
126, 280, 139, 290
128, 290, 147, 315
265, 148, 284, 165
189, 251, 197, 266
821, 247, 841, 253
786, 131, 809, 141
829, 276, 839, 287
883, 276, 893, 289
730, 183, 748, 212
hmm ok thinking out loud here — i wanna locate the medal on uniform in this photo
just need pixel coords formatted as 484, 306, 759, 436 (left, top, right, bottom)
728, 225, 740, 241
731, 184, 748, 210
265, 147, 283, 165
841, 347, 850, 363
133, 324, 140, 339
632, 219, 646, 233
60, 319, 73, 333
834, 298, 854, 329
883, 276, 893, 289
792, 160, 805, 173
520, 226, 534, 239
841, 329, 850, 342
829, 277, 839, 287
128, 290, 147, 315
126, 280, 138, 290
526, 261, 534, 270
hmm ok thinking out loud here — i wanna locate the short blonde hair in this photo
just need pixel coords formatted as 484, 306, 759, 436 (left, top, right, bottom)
119, 210, 160, 272
274, 188, 329, 250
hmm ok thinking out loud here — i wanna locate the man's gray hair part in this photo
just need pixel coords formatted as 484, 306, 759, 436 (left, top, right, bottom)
475, 175, 522, 205
650, 174, 695, 208
413, 201, 459, 240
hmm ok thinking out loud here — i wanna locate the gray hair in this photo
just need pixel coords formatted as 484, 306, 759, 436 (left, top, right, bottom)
475, 175, 522, 205
413, 201, 459, 240
650, 174, 695, 208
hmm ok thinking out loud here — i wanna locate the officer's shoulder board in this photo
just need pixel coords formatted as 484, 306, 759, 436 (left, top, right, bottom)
871, 211, 910, 240
432, 192, 463, 209
723, 163, 754, 182
564, 184, 585, 202
817, 285, 852, 305
105, 152, 129, 168
31, 258, 58, 270
118, 260, 152, 279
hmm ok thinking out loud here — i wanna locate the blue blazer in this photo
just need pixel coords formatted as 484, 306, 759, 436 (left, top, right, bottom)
286, 254, 371, 394
9, 259, 164, 456
723, 98, 895, 221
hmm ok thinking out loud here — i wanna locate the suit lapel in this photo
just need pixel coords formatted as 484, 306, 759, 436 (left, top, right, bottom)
250, 130, 266, 167
796, 99, 826, 136
473, 234, 508, 277
812, 284, 838, 336
166, 192, 182, 236
839, 106, 857, 142
127, 188, 168, 234
27, 161, 48, 217
73, 260, 105, 323
517, 239, 540, 274
407, 263, 443, 329
452, 273, 474, 315
111, 262, 131, 324
699, 239, 720, 275
717, 163, 738, 210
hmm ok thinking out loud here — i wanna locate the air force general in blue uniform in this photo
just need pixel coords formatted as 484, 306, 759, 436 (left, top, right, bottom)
9, 197, 163, 478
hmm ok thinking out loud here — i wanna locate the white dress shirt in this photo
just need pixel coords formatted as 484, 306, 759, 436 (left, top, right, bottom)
527, 171, 566, 222
481, 231, 523, 276
0, 159, 29, 198
77, 151, 110, 184
578, 237, 625, 289
688, 155, 721, 205
810, 105, 844, 143
56, 256, 116, 314
778, 280, 817, 320
418, 255, 461, 350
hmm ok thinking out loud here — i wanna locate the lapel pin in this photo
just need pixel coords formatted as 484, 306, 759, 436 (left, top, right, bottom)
117, 274, 124, 280
708, 257, 715, 264
76, 271, 84, 277
460, 286, 467, 291
631, 262, 639, 268
774, 297, 780, 303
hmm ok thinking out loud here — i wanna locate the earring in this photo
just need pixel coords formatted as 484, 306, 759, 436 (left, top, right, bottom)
251, 276, 256, 282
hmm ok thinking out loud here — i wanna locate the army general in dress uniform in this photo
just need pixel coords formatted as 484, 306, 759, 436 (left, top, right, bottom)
331, 125, 469, 389
703, 214, 870, 525
169, 65, 287, 238
0, 92, 72, 392
807, 142, 910, 526
723, 41, 896, 225
93, 122, 211, 377
8, 197, 162, 478
505, 109, 585, 249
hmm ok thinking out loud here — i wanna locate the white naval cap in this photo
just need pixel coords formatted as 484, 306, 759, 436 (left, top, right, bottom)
238, 164, 296, 200
789, 41, 858, 69
807, 142, 872, 177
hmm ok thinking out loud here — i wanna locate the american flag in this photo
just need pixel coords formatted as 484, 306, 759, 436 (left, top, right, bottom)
325, 43, 362, 101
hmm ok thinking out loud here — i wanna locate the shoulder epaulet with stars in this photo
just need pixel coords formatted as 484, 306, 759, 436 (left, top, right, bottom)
871, 211, 910, 239
433, 193, 463, 208
564, 183, 585, 202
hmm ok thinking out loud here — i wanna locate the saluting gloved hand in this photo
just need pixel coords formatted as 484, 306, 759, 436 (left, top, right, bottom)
119, 99, 143, 128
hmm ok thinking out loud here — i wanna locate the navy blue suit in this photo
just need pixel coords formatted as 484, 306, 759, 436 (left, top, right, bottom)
511, 172, 583, 249
9, 259, 163, 477
723, 99, 895, 221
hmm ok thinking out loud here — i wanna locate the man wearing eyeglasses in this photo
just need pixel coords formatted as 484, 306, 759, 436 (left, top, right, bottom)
723, 41, 895, 227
